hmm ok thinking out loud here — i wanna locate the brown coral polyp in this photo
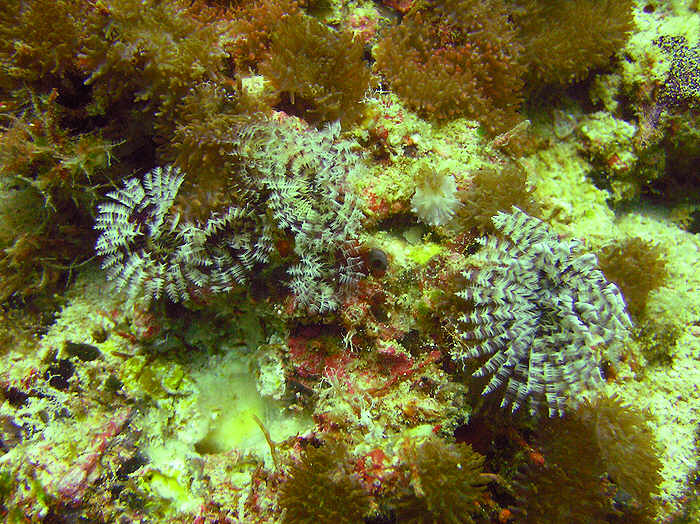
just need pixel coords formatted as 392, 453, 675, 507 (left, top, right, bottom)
259, 12, 371, 126
278, 441, 371, 524
373, 0, 525, 134
513, 0, 635, 87
515, 394, 662, 523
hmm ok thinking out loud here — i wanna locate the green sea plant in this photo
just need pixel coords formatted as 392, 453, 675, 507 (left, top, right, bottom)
0, 97, 115, 301
453, 207, 633, 416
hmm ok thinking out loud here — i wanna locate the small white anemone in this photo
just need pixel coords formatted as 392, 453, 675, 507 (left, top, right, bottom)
410, 159, 461, 226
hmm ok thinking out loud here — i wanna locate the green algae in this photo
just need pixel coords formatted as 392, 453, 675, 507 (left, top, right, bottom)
121, 356, 187, 399
191, 350, 309, 457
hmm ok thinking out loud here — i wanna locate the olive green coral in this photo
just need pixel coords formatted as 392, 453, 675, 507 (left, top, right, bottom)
515, 394, 662, 523
581, 395, 663, 513
374, 0, 525, 133
167, 81, 257, 215
278, 441, 371, 524
395, 436, 487, 524
259, 12, 371, 126
597, 237, 668, 320
512, 0, 635, 87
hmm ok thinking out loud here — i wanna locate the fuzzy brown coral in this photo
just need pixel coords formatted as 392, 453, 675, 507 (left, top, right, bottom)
165, 81, 264, 221
633, 318, 681, 367
1, 0, 234, 158
81, 0, 230, 134
578, 395, 663, 514
515, 394, 662, 523
0, 100, 114, 301
456, 158, 540, 234
169, 83, 242, 180
259, 12, 371, 126
395, 436, 487, 524
597, 237, 668, 319
278, 441, 371, 524
373, 0, 525, 133
0, 0, 90, 88
226, 0, 301, 71
512, 0, 635, 87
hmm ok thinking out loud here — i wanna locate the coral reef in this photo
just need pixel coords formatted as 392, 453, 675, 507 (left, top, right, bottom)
453, 207, 633, 417
0, 0, 89, 88
576, 111, 641, 202
1, 0, 699, 523
584, 1, 700, 208
0, 0, 240, 301
374, 0, 635, 130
